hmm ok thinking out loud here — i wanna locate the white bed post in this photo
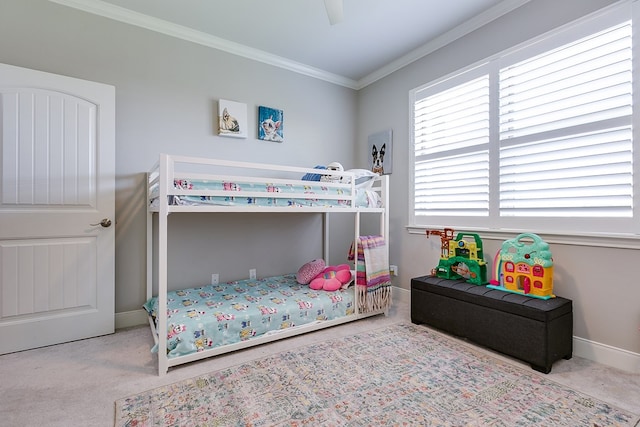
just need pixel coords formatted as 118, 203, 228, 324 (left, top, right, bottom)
323, 213, 329, 263
381, 175, 390, 315
157, 154, 170, 375
354, 211, 361, 315
146, 173, 153, 302
381, 175, 389, 248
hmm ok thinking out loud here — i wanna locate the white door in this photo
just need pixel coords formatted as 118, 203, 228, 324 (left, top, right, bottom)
0, 63, 115, 354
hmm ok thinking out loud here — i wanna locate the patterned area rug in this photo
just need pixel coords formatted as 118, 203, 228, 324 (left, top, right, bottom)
115, 323, 639, 426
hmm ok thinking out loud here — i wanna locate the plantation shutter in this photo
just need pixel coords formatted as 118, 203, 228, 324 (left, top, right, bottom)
498, 21, 633, 217
413, 74, 491, 217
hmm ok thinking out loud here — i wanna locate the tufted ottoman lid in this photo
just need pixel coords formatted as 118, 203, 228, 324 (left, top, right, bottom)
411, 275, 572, 322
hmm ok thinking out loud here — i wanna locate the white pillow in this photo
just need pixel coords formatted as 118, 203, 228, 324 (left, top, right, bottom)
347, 169, 378, 178
346, 169, 378, 189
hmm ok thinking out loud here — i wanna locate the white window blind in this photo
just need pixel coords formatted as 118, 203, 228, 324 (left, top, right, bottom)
414, 75, 490, 217
410, 5, 634, 234
499, 22, 632, 218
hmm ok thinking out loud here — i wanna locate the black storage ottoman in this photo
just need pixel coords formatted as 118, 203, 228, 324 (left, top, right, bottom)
411, 275, 573, 373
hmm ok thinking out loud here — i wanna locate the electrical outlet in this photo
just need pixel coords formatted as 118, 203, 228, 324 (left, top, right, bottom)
211, 274, 219, 285
249, 268, 257, 280
390, 265, 398, 276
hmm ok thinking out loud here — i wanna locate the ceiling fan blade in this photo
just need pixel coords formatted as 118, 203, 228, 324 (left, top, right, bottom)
324, 0, 344, 25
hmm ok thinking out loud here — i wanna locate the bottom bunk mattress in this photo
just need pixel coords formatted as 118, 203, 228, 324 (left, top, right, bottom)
143, 274, 356, 358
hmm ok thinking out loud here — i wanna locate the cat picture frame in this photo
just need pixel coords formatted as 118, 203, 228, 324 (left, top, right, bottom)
218, 99, 247, 138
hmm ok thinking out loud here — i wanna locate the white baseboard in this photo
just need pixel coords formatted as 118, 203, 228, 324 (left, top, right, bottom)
115, 309, 149, 329
393, 285, 411, 304
114, 287, 640, 374
573, 336, 640, 374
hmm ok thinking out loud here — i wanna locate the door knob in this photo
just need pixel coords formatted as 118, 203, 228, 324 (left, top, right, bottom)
90, 218, 112, 228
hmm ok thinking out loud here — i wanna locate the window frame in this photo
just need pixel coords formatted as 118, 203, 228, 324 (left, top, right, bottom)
408, 0, 638, 237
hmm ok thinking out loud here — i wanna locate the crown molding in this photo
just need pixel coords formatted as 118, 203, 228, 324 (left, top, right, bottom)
49, 0, 530, 90
355, 0, 531, 89
48, 0, 360, 89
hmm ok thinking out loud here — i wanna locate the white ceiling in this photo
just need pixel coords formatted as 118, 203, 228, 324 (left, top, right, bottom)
50, 0, 530, 89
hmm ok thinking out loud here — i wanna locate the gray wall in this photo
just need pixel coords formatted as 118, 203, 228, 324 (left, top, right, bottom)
0, 0, 360, 313
357, 0, 640, 358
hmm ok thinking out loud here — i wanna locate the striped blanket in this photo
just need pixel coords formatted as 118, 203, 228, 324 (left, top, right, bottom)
348, 235, 392, 312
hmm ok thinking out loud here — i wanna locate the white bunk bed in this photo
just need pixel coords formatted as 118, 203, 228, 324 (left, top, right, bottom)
146, 153, 390, 375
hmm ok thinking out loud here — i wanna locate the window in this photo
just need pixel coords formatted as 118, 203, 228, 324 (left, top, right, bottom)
410, 3, 635, 235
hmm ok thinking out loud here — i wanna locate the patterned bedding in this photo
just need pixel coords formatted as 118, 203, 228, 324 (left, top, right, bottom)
150, 178, 382, 208
143, 274, 356, 358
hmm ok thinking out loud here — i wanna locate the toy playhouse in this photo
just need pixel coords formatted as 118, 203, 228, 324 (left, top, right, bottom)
488, 233, 554, 299
426, 229, 488, 285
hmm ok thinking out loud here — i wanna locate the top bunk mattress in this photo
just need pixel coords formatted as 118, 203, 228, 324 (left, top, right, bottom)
148, 154, 386, 211
150, 177, 382, 208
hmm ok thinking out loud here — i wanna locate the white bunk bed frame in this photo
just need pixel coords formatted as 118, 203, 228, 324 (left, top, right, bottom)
147, 153, 390, 375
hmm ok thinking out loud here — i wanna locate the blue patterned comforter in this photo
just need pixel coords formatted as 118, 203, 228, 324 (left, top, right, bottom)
144, 274, 356, 358
150, 178, 381, 208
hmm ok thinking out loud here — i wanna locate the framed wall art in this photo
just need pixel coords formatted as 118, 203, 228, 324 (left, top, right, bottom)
258, 106, 284, 142
368, 129, 393, 174
218, 99, 247, 138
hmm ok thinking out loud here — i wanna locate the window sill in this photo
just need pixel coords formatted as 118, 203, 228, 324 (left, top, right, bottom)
407, 225, 640, 250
